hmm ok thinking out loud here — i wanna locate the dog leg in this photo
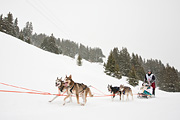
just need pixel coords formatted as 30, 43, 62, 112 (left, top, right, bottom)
111, 93, 113, 101
131, 91, 133, 100
132, 94, 133, 100
49, 95, 59, 102
119, 94, 121, 101
49, 88, 61, 102
82, 92, 86, 104
85, 90, 88, 103
111, 93, 115, 101
76, 94, 80, 104
119, 91, 121, 101
126, 93, 129, 101
66, 95, 73, 103
70, 95, 72, 103
63, 94, 71, 105
122, 94, 124, 101
81, 93, 86, 105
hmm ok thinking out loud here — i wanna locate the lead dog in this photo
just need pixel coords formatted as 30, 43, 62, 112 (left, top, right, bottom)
49, 77, 72, 103
64, 75, 93, 106
119, 85, 133, 101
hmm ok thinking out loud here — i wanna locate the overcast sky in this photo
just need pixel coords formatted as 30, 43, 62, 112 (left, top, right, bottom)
1, 0, 180, 71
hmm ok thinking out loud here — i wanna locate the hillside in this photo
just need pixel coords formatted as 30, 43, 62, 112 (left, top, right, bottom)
0, 32, 180, 120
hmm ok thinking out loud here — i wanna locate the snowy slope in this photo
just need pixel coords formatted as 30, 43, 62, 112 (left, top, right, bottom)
0, 32, 180, 120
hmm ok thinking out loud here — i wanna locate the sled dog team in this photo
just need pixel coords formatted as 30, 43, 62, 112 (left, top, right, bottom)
107, 84, 133, 101
50, 75, 133, 106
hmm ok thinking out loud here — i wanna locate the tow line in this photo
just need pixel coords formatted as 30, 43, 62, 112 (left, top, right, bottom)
0, 82, 115, 97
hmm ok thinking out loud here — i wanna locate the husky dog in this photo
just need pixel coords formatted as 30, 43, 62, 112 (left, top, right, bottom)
49, 77, 71, 102
63, 75, 93, 106
107, 84, 121, 101
119, 85, 133, 101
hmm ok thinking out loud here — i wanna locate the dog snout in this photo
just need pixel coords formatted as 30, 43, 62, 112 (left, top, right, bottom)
64, 82, 69, 87
55, 82, 60, 87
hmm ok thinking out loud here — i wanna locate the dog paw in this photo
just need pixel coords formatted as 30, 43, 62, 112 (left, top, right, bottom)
80, 103, 85, 106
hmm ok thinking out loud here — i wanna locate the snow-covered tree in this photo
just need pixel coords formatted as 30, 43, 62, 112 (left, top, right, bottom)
77, 54, 82, 66
127, 66, 139, 86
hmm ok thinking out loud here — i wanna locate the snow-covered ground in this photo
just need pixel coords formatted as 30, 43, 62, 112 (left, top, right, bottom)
0, 32, 180, 120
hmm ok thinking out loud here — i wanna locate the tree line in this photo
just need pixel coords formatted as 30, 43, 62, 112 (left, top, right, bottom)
104, 47, 180, 92
1, 12, 180, 92
0, 12, 105, 63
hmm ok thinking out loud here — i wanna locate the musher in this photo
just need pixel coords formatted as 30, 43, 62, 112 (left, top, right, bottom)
144, 70, 156, 96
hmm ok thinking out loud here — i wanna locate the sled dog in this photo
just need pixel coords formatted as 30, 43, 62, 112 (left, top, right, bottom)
119, 85, 133, 101
107, 84, 121, 101
63, 75, 93, 106
49, 77, 71, 102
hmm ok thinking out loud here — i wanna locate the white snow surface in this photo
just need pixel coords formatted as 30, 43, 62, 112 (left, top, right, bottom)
0, 32, 180, 120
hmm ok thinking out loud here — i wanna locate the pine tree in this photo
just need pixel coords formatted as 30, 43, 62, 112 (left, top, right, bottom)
114, 63, 122, 79
41, 34, 59, 54
105, 51, 116, 76
112, 48, 119, 64
171, 67, 179, 92
158, 66, 166, 90
0, 13, 19, 37
6, 12, 14, 35
119, 47, 131, 76
104, 50, 122, 79
130, 53, 145, 80
127, 66, 139, 86
79, 44, 89, 60
176, 76, 180, 92
165, 64, 176, 92
77, 54, 82, 66
159, 64, 179, 92
0, 14, 3, 32
19, 30, 24, 41
23, 22, 33, 43
13, 18, 19, 37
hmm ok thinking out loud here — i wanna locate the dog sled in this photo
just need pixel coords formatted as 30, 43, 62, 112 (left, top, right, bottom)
137, 83, 152, 98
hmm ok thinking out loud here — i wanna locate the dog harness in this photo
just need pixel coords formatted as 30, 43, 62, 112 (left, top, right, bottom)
60, 86, 64, 92
70, 84, 74, 93
70, 83, 87, 94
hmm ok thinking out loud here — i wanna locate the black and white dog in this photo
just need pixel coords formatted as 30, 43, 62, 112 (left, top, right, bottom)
49, 77, 71, 103
107, 84, 121, 101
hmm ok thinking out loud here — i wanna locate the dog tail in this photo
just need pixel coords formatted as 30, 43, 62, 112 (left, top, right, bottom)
130, 90, 133, 100
87, 87, 93, 97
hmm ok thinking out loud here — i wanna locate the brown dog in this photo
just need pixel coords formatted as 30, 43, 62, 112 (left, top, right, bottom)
119, 85, 133, 101
63, 75, 93, 106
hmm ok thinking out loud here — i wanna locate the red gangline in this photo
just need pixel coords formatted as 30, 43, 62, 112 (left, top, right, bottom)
0, 82, 50, 94
0, 82, 121, 97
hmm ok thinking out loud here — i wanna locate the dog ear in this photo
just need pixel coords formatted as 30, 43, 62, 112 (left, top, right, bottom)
69, 75, 72, 79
